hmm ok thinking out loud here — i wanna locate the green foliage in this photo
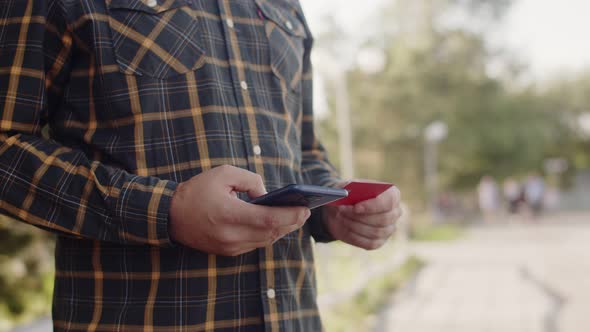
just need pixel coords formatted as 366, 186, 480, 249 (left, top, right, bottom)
317, 0, 587, 208
0, 216, 54, 331
0, 227, 33, 256
353, 256, 424, 313
321, 256, 424, 332
440, 89, 567, 189
540, 72, 590, 170
316, 239, 411, 296
411, 223, 464, 241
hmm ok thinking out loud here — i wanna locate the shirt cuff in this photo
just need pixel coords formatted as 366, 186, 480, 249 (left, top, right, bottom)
115, 177, 178, 246
309, 206, 336, 243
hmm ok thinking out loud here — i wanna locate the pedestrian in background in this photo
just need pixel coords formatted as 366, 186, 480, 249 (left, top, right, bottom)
503, 177, 521, 215
524, 173, 545, 219
478, 175, 499, 223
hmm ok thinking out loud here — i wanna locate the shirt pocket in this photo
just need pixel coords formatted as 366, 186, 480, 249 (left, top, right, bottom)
255, 0, 307, 92
106, 0, 205, 79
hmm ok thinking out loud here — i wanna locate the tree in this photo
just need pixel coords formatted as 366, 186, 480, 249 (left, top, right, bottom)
0, 216, 54, 330
317, 0, 579, 208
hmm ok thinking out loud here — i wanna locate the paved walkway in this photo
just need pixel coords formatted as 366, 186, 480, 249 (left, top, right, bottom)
377, 212, 590, 332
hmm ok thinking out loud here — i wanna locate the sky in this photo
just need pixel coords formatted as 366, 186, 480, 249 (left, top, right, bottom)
502, 0, 590, 79
300, 0, 590, 81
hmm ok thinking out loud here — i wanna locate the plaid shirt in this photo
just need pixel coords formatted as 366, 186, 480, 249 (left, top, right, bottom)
0, 0, 340, 331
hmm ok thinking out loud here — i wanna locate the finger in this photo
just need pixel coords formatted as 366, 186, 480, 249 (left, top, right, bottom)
338, 205, 355, 214
216, 225, 274, 256
228, 224, 302, 256
217, 165, 267, 198
334, 180, 351, 189
233, 201, 311, 229
353, 188, 397, 215
341, 209, 397, 228
219, 224, 274, 246
228, 247, 259, 257
249, 222, 303, 247
220, 221, 303, 253
392, 205, 404, 221
390, 186, 402, 204
342, 230, 387, 251
344, 218, 396, 240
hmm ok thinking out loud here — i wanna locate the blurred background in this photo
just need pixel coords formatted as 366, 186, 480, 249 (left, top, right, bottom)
1, 0, 590, 331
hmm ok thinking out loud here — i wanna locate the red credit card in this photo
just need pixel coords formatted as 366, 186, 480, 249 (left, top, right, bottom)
329, 181, 394, 206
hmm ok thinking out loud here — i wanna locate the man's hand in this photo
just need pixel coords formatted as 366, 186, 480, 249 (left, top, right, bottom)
323, 183, 402, 250
169, 165, 311, 256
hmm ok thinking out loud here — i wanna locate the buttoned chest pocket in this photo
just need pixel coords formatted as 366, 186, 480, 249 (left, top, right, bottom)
256, 0, 307, 92
106, 0, 205, 79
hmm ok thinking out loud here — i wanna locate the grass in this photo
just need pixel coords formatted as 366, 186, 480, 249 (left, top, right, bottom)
320, 256, 424, 332
0, 217, 54, 332
315, 240, 403, 296
410, 223, 464, 242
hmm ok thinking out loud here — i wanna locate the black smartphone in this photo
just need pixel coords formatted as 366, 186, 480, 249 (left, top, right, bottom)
249, 184, 348, 209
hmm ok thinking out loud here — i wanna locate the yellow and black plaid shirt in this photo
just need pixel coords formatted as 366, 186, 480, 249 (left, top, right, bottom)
0, 0, 340, 330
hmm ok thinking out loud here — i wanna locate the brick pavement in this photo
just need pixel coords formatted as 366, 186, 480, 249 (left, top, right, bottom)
377, 212, 590, 332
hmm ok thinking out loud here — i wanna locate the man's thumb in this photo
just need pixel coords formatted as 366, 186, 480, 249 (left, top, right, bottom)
220, 165, 267, 198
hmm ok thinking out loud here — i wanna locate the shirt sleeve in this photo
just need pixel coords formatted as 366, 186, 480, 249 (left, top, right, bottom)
298, 12, 342, 243
0, 0, 177, 246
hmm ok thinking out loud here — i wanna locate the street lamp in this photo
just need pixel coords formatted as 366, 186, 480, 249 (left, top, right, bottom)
424, 121, 448, 221
313, 47, 387, 180
579, 112, 590, 139
314, 50, 355, 179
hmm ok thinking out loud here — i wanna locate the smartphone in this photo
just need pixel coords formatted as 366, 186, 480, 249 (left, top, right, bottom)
250, 184, 348, 209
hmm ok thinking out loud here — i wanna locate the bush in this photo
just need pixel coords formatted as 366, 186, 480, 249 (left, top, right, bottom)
321, 256, 424, 332
0, 216, 54, 331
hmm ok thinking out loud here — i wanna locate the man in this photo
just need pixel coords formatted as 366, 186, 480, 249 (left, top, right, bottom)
0, 0, 401, 330
524, 173, 545, 218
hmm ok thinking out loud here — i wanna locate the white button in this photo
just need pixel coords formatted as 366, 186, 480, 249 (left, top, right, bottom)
266, 288, 276, 299
253, 145, 262, 156
146, 0, 157, 8
285, 21, 293, 30
226, 18, 234, 29
240, 81, 248, 90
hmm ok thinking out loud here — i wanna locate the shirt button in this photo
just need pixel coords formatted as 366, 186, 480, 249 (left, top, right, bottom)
146, 0, 157, 7
285, 21, 293, 30
266, 288, 276, 299
253, 145, 262, 156
240, 81, 248, 90
226, 18, 234, 29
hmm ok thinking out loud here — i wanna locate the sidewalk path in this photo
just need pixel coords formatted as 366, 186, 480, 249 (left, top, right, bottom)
377, 212, 590, 332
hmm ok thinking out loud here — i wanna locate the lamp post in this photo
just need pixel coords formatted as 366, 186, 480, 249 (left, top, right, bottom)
424, 121, 448, 221
333, 71, 355, 179
579, 112, 590, 139
314, 50, 356, 179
